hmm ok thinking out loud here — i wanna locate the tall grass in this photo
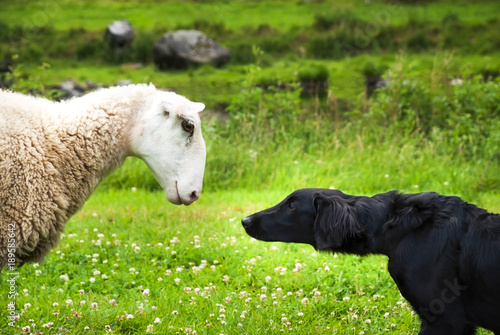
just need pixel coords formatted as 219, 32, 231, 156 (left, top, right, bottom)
102, 59, 500, 206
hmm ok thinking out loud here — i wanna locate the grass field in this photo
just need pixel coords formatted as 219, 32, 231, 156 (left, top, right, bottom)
1, 0, 500, 334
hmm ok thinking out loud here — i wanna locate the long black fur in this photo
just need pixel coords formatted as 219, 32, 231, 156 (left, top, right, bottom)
242, 189, 500, 335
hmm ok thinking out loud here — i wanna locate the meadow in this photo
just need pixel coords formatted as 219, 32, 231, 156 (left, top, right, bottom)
1, 0, 500, 334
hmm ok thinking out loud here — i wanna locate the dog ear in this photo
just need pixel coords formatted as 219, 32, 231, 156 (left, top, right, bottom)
385, 192, 438, 233
313, 195, 362, 250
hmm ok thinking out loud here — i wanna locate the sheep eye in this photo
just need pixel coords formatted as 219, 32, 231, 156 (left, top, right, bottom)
181, 120, 194, 135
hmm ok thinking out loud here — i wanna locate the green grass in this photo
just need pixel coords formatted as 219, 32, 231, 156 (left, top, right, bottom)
1, 0, 499, 31
1, 1, 500, 334
1, 187, 497, 334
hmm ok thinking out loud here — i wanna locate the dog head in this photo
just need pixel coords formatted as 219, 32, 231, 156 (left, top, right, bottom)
242, 188, 364, 250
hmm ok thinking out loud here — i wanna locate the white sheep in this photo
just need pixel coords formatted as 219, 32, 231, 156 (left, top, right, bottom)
0, 84, 206, 269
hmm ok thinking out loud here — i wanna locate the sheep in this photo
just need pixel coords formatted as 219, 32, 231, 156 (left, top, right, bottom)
0, 84, 206, 269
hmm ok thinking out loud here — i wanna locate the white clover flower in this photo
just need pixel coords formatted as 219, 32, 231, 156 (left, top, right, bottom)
154, 317, 161, 324
222, 275, 229, 282
343, 296, 350, 301
126, 314, 134, 319
143, 289, 150, 297
146, 325, 154, 333
60, 274, 69, 281
91, 302, 98, 309
89, 277, 95, 283
66, 299, 73, 306
172, 310, 178, 315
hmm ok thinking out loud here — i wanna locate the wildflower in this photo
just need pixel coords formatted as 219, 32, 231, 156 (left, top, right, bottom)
79, 289, 85, 295
222, 275, 229, 282
91, 302, 98, 309
93, 269, 101, 276
260, 294, 267, 301
154, 317, 161, 324
90, 277, 95, 283
80, 300, 86, 306
265, 276, 272, 282
109, 299, 117, 306
143, 288, 150, 297
126, 314, 134, 319
174, 278, 181, 284
343, 296, 350, 301
301, 298, 309, 306
24, 303, 31, 309
172, 310, 178, 315
66, 299, 73, 306
53, 302, 59, 307
60, 274, 69, 281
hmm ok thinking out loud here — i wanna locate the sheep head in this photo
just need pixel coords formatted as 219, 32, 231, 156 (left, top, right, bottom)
130, 91, 206, 205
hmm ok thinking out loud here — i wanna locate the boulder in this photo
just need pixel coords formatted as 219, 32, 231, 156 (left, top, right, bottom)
53, 79, 85, 101
104, 20, 135, 50
153, 30, 230, 70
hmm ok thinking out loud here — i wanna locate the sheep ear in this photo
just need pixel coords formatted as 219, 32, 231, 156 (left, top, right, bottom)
190, 102, 205, 113
384, 192, 437, 233
313, 195, 361, 250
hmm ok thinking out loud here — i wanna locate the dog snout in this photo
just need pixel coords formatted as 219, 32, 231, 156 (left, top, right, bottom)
242, 216, 253, 229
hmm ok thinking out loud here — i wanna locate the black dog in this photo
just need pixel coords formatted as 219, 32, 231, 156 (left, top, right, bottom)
242, 189, 500, 335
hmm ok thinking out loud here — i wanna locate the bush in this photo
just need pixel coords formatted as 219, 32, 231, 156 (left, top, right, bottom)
297, 63, 329, 97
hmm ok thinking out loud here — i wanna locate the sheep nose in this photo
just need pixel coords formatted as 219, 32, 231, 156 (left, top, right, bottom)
190, 191, 200, 202
242, 216, 252, 229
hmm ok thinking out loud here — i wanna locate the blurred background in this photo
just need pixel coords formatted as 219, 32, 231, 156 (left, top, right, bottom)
1, 0, 499, 203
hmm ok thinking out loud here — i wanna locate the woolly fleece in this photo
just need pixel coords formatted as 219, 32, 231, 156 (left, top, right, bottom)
0, 84, 183, 268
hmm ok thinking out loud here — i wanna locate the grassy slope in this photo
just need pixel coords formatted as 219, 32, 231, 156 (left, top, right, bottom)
2, 0, 500, 31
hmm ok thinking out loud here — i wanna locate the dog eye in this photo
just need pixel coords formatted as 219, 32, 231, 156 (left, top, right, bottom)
288, 202, 295, 210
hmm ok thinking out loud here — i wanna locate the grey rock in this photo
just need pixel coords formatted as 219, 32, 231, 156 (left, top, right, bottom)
153, 30, 230, 70
104, 20, 135, 50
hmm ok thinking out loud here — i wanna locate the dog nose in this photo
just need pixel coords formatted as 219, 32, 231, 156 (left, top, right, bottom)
241, 216, 252, 228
